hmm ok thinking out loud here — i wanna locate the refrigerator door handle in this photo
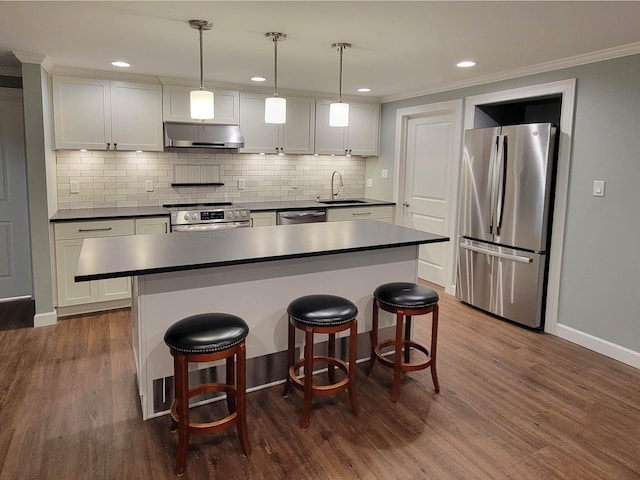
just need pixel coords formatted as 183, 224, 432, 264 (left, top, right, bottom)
495, 134, 507, 236
460, 243, 533, 264
487, 135, 500, 235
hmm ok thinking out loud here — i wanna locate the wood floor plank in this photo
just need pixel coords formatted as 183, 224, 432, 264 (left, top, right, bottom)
2, 288, 640, 479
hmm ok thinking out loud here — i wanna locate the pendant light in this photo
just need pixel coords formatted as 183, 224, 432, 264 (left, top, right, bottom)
329, 42, 351, 127
264, 32, 287, 124
189, 19, 214, 120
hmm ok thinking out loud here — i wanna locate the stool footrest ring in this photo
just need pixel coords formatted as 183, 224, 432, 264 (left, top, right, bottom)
289, 355, 350, 397
170, 383, 239, 435
374, 339, 432, 372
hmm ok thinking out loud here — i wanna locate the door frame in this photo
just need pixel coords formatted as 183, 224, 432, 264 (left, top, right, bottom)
392, 99, 464, 295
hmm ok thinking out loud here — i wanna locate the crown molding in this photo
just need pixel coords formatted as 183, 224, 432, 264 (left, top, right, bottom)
381, 42, 640, 104
12, 51, 54, 71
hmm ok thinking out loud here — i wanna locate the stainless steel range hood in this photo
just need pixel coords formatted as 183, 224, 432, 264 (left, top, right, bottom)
164, 122, 245, 149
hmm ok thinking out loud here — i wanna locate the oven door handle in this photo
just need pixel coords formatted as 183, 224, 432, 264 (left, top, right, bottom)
171, 222, 249, 232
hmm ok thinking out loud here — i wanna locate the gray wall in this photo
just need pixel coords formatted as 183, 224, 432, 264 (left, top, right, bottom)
372, 54, 640, 354
21, 63, 55, 317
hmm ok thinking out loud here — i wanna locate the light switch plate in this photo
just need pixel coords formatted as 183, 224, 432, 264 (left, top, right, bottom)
366, 178, 373, 188
238, 178, 246, 190
145, 180, 154, 192
70, 181, 80, 194
593, 180, 605, 197
381, 169, 389, 179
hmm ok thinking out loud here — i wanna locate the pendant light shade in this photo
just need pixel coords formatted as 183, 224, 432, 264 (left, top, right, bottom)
265, 32, 287, 124
329, 42, 351, 127
189, 20, 214, 120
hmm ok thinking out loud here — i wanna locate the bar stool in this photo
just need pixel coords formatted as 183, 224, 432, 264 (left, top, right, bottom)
164, 313, 251, 476
367, 282, 439, 402
282, 294, 359, 429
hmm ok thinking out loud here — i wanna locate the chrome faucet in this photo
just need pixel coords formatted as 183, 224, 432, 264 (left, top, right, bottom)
331, 170, 344, 199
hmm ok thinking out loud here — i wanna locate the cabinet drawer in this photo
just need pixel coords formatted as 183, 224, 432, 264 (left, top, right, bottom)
327, 206, 394, 222
54, 219, 135, 240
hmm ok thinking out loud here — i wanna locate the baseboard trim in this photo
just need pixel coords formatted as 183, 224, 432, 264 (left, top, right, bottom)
34, 310, 57, 328
555, 323, 640, 369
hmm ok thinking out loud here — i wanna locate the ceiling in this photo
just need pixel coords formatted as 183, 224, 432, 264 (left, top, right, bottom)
1, 1, 640, 102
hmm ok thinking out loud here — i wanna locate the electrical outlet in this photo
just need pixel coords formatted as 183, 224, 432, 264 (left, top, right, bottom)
291, 178, 298, 190
381, 169, 389, 179
366, 178, 373, 188
238, 178, 246, 190
70, 181, 80, 194
145, 180, 154, 192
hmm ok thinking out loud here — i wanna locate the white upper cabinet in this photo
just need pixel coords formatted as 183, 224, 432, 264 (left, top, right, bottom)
52, 76, 163, 151
162, 85, 239, 125
239, 92, 315, 155
315, 101, 380, 156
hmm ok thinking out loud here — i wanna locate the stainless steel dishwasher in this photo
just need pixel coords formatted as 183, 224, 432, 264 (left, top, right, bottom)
277, 209, 327, 225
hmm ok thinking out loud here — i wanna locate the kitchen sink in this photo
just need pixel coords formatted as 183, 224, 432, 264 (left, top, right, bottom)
316, 199, 367, 205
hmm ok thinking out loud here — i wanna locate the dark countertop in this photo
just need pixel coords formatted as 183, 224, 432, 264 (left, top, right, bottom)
75, 220, 448, 281
50, 206, 170, 222
50, 199, 395, 222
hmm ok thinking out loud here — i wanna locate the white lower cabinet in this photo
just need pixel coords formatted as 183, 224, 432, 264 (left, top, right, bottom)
54, 216, 169, 315
250, 211, 277, 227
327, 205, 394, 223
135, 217, 170, 234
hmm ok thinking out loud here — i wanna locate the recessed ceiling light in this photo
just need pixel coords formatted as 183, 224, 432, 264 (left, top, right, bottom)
457, 60, 477, 68
251, 76, 266, 82
357, 88, 371, 93
111, 61, 130, 68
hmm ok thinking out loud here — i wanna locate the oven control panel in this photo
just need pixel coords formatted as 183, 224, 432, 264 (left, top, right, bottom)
171, 208, 250, 226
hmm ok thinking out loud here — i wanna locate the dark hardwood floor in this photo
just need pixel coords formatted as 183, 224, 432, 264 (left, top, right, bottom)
1, 286, 639, 479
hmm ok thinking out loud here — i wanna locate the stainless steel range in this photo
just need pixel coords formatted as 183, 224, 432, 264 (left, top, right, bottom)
164, 203, 250, 232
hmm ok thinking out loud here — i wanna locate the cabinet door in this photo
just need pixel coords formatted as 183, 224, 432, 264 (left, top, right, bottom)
111, 82, 163, 151
281, 97, 315, 154
250, 212, 276, 227
347, 103, 380, 156
52, 76, 111, 150
135, 217, 169, 235
162, 85, 239, 125
314, 100, 347, 155
55, 239, 98, 306
98, 277, 131, 301
239, 93, 279, 154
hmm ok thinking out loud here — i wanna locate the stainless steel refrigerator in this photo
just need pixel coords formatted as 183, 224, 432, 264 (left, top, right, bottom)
456, 123, 557, 329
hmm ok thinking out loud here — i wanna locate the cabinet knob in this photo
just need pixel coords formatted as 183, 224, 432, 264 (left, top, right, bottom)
106, 142, 111, 151
403, 202, 410, 207
113, 143, 118, 151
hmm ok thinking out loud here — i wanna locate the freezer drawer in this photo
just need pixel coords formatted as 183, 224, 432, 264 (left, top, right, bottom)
456, 239, 547, 328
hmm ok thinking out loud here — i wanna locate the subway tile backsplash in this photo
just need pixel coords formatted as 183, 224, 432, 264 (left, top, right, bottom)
55, 150, 368, 209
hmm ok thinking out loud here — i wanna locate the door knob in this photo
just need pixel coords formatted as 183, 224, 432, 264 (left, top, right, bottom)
403, 202, 410, 207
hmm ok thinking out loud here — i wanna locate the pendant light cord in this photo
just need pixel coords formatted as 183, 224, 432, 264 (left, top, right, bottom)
338, 44, 344, 103
273, 37, 279, 97
198, 26, 205, 90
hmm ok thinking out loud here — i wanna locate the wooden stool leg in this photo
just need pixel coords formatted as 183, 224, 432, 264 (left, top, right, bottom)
366, 298, 379, 376
328, 333, 336, 384
226, 356, 236, 413
235, 342, 252, 456
174, 353, 189, 476
430, 304, 440, 393
348, 319, 359, 416
404, 315, 412, 364
282, 318, 295, 398
391, 311, 404, 402
300, 327, 314, 430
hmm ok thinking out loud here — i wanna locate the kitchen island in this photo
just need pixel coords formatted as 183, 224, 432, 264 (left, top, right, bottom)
76, 220, 448, 419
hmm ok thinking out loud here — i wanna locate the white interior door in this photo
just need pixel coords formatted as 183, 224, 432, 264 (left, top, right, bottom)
0, 88, 32, 298
396, 101, 462, 292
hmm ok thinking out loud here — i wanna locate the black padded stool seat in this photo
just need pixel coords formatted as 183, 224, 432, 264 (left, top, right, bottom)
367, 282, 440, 402
164, 313, 251, 476
374, 282, 439, 310
283, 294, 359, 429
164, 313, 249, 353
